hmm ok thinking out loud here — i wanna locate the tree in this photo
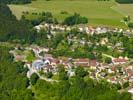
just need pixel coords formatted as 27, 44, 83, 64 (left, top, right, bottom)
114, 83, 122, 90
105, 57, 112, 64
58, 65, 68, 80
128, 22, 133, 28
30, 73, 39, 85
123, 16, 130, 22
46, 72, 53, 78
120, 92, 132, 100
75, 67, 88, 77
123, 82, 129, 89
63, 13, 88, 26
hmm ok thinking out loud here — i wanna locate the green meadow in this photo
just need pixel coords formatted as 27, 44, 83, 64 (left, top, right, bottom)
8, 0, 133, 28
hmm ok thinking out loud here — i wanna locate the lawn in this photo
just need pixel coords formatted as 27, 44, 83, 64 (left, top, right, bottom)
8, 0, 133, 27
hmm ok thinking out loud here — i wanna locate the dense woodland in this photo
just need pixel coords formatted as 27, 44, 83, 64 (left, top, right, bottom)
116, 0, 133, 3
0, 3, 35, 43
0, 46, 34, 100
0, 0, 31, 4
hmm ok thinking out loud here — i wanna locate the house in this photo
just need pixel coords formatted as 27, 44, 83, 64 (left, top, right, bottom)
89, 60, 98, 67
128, 88, 133, 94
73, 58, 98, 67
67, 69, 75, 77
15, 55, 25, 61
88, 26, 95, 35
32, 47, 41, 56
112, 57, 128, 65
74, 58, 90, 67
108, 77, 117, 84
100, 38, 108, 45
50, 58, 60, 68
34, 25, 44, 32
129, 76, 133, 82
44, 54, 53, 60
32, 59, 50, 71
43, 65, 54, 73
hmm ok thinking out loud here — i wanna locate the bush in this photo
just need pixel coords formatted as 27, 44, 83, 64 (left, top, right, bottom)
30, 73, 39, 85
105, 57, 112, 64
123, 82, 129, 88
75, 67, 88, 77
128, 22, 133, 28
46, 72, 53, 78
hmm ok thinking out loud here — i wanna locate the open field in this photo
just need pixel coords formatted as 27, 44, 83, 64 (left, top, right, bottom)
8, 0, 133, 28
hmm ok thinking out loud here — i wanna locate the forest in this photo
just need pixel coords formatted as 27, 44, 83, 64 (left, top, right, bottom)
0, 46, 34, 100
0, 0, 31, 4
116, 0, 133, 3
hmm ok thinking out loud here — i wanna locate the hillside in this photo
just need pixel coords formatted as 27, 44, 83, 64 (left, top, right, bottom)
8, 0, 133, 27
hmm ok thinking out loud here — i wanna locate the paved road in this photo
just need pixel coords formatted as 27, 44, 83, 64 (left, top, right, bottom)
102, 53, 114, 59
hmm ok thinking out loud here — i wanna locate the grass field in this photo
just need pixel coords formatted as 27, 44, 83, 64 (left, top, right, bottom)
8, 0, 133, 28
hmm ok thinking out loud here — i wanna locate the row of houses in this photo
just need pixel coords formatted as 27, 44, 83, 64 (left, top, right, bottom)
34, 23, 133, 36
31, 54, 99, 72
112, 57, 129, 65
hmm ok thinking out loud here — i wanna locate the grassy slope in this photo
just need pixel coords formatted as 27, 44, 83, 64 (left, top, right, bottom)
8, 0, 133, 28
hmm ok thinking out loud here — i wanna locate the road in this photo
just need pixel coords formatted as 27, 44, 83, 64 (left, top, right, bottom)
26, 64, 59, 82
102, 53, 114, 59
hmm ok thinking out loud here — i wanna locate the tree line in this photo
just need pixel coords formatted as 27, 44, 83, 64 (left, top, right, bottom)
116, 0, 133, 3
0, 0, 31, 4
31, 66, 132, 100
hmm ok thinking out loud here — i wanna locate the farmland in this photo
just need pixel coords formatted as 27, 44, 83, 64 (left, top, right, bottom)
8, 0, 133, 27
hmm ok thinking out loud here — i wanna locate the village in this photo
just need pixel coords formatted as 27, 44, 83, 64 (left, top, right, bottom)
35, 23, 133, 36
10, 44, 133, 92
1, 0, 133, 99
8, 22, 133, 94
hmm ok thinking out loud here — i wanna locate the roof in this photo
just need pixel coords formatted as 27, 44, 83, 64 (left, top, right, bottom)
32, 60, 44, 69
128, 88, 133, 94
44, 54, 53, 59
74, 58, 97, 67
89, 60, 97, 66
113, 58, 128, 63
32, 59, 49, 69
50, 58, 60, 64
74, 58, 89, 66
15, 55, 24, 61
111, 67, 116, 71
75, 58, 90, 62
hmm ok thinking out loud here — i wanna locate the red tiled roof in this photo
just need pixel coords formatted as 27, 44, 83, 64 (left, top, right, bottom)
113, 58, 128, 62
51, 58, 60, 64
74, 58, 89, 66
75, 63, 89, 67
89, 60, 97, 66
74, 58, 97, 67
111, 67, 116, 71
75, 58, 90, 62
110, 77, 116, 81
16, 55, 24, 60
44, 54, 53, 59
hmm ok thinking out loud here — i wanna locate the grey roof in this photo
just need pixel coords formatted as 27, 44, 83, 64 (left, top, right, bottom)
32, 60, 46, 69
